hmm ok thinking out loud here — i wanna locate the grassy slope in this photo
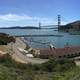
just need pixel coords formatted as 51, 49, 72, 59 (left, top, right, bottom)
0, 54, 80, 80
0, 65, 80, 80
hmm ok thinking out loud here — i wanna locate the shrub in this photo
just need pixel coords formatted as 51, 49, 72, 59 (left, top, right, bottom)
0, 33, 16, 45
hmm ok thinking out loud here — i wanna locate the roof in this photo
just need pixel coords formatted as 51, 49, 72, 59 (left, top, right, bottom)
40, 46, 80, 58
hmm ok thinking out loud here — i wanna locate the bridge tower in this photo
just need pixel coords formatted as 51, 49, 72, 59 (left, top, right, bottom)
39, 22, 41, 29
58, 15, 61, 30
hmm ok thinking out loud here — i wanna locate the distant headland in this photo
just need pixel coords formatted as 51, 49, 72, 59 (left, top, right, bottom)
59, 20, 80, 32
0, 26, 40, 29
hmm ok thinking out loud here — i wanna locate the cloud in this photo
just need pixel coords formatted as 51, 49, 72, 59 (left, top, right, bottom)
0, 14, 33, 21
0, 13, 49, 21
0, 13, 68, 26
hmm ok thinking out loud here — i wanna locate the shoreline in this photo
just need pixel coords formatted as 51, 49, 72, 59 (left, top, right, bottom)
19, 37, 80, 58
20, 36, 80, 50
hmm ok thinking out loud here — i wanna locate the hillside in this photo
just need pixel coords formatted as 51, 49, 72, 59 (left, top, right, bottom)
59, 20, 80, 32
0, 53, 79, 80
0, 33, 80, 80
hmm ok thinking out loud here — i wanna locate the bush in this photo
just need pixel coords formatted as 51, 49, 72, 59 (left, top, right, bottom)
40, 58, 76, 72
41, 58, 57, 72
0, 33, 16, 45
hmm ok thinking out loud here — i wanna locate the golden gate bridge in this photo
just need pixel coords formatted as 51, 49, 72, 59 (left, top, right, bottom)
38, 15, 67, 29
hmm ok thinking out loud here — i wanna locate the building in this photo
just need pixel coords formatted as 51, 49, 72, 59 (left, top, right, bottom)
39, 46, 80, 58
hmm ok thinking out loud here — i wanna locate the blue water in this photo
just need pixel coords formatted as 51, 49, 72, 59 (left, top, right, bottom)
0, 29, 80, 48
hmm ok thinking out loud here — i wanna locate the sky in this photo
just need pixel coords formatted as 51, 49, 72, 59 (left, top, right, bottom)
0, 0, 80, 27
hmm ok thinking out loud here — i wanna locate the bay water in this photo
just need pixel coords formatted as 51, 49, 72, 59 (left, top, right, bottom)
0, 29, 80, 48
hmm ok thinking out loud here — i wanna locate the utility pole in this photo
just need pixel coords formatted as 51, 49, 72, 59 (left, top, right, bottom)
58, 15, 61, 30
